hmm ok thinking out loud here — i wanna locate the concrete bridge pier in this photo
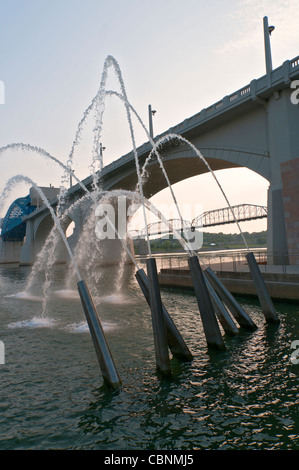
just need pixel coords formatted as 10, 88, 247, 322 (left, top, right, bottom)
267, 184, 288, 265
266, 86, 299, 265
19, 214, 67, 266
66, 199, 86, 255
0, 239, 23, 264
18, 194, 135, 268
64, 194, 136, 268
91, 194, 135, 266
19, 219, 35, 265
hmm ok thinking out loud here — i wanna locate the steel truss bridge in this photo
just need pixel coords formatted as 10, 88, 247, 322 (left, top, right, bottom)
192, 203, 268, 228
132, 204, 267, 239
0, 195, 36, 241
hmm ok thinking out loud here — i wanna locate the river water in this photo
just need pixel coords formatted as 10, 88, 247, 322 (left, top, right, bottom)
0, 261, 298, 450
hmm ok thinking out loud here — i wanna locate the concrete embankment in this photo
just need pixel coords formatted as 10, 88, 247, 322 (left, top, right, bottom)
158, 267, 299, 302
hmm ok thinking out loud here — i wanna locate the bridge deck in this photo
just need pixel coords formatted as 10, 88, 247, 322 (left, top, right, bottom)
23, 55, 299, 223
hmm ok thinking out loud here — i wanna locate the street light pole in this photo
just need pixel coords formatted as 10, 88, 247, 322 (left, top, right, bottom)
98, 143, 106, 189
100, 143, 106, 164
148, 104, 156, 139
70, 169, 74, 188
263, 16, 275, 74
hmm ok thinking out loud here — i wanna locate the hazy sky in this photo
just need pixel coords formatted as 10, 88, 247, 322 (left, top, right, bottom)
0, 0, 299, 233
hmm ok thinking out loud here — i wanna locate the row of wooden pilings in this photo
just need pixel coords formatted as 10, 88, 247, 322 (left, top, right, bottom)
77, 252, 280, 390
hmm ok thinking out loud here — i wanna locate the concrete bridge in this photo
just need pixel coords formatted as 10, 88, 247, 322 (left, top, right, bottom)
1, 53, 299, 266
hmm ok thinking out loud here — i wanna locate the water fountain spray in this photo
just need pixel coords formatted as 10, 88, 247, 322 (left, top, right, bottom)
0, 167, 122, 389
0, 175, 82, 281
0, 56, 195, 381
140, 133, 278, 323
0, 53, 280, 388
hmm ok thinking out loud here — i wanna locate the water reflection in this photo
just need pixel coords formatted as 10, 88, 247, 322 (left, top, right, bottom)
0, 263, 298, 450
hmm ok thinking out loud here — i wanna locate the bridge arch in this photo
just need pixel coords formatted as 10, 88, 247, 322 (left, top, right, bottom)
127, 148, 270, 239
34, 212, 53, 242
33, 211, 78, 261
33, 212, 75, 241
103, 141, 271, 203
155, 144, 271, 182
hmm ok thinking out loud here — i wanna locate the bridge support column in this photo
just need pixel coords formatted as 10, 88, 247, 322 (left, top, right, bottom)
281, 157, 299, 265
19, 219, 35, 265
0, 239, 23, 264
266, 85, 299, 265
92, 195, 135, 266
20, 214, 67, 266
267, 184, 288, 265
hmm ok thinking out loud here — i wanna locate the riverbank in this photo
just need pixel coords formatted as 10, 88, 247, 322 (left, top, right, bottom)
158, 264, 299, 302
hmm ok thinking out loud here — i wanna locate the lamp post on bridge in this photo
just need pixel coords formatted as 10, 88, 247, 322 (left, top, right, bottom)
263, 16, 275, 74
100, 143, 106, 165
100, 143, 106, 156
148, 104, 156, 139
70, 169, 74, 188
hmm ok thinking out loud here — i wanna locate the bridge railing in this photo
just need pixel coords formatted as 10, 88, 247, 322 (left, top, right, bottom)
136, 249, 299, 275
291, 57, 299, 69
71, 55, 299, 190
166, 55, 299, 139
205, 83, 252, 116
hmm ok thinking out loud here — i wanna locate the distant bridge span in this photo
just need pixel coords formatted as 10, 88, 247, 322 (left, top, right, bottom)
192, 204, 268, 229
133, 204, 267, 239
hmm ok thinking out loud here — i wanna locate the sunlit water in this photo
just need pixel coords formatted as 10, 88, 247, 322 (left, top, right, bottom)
0, 262, 298, 450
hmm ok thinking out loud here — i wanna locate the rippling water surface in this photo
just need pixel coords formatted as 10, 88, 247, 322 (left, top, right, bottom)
0, 263, 298, 450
